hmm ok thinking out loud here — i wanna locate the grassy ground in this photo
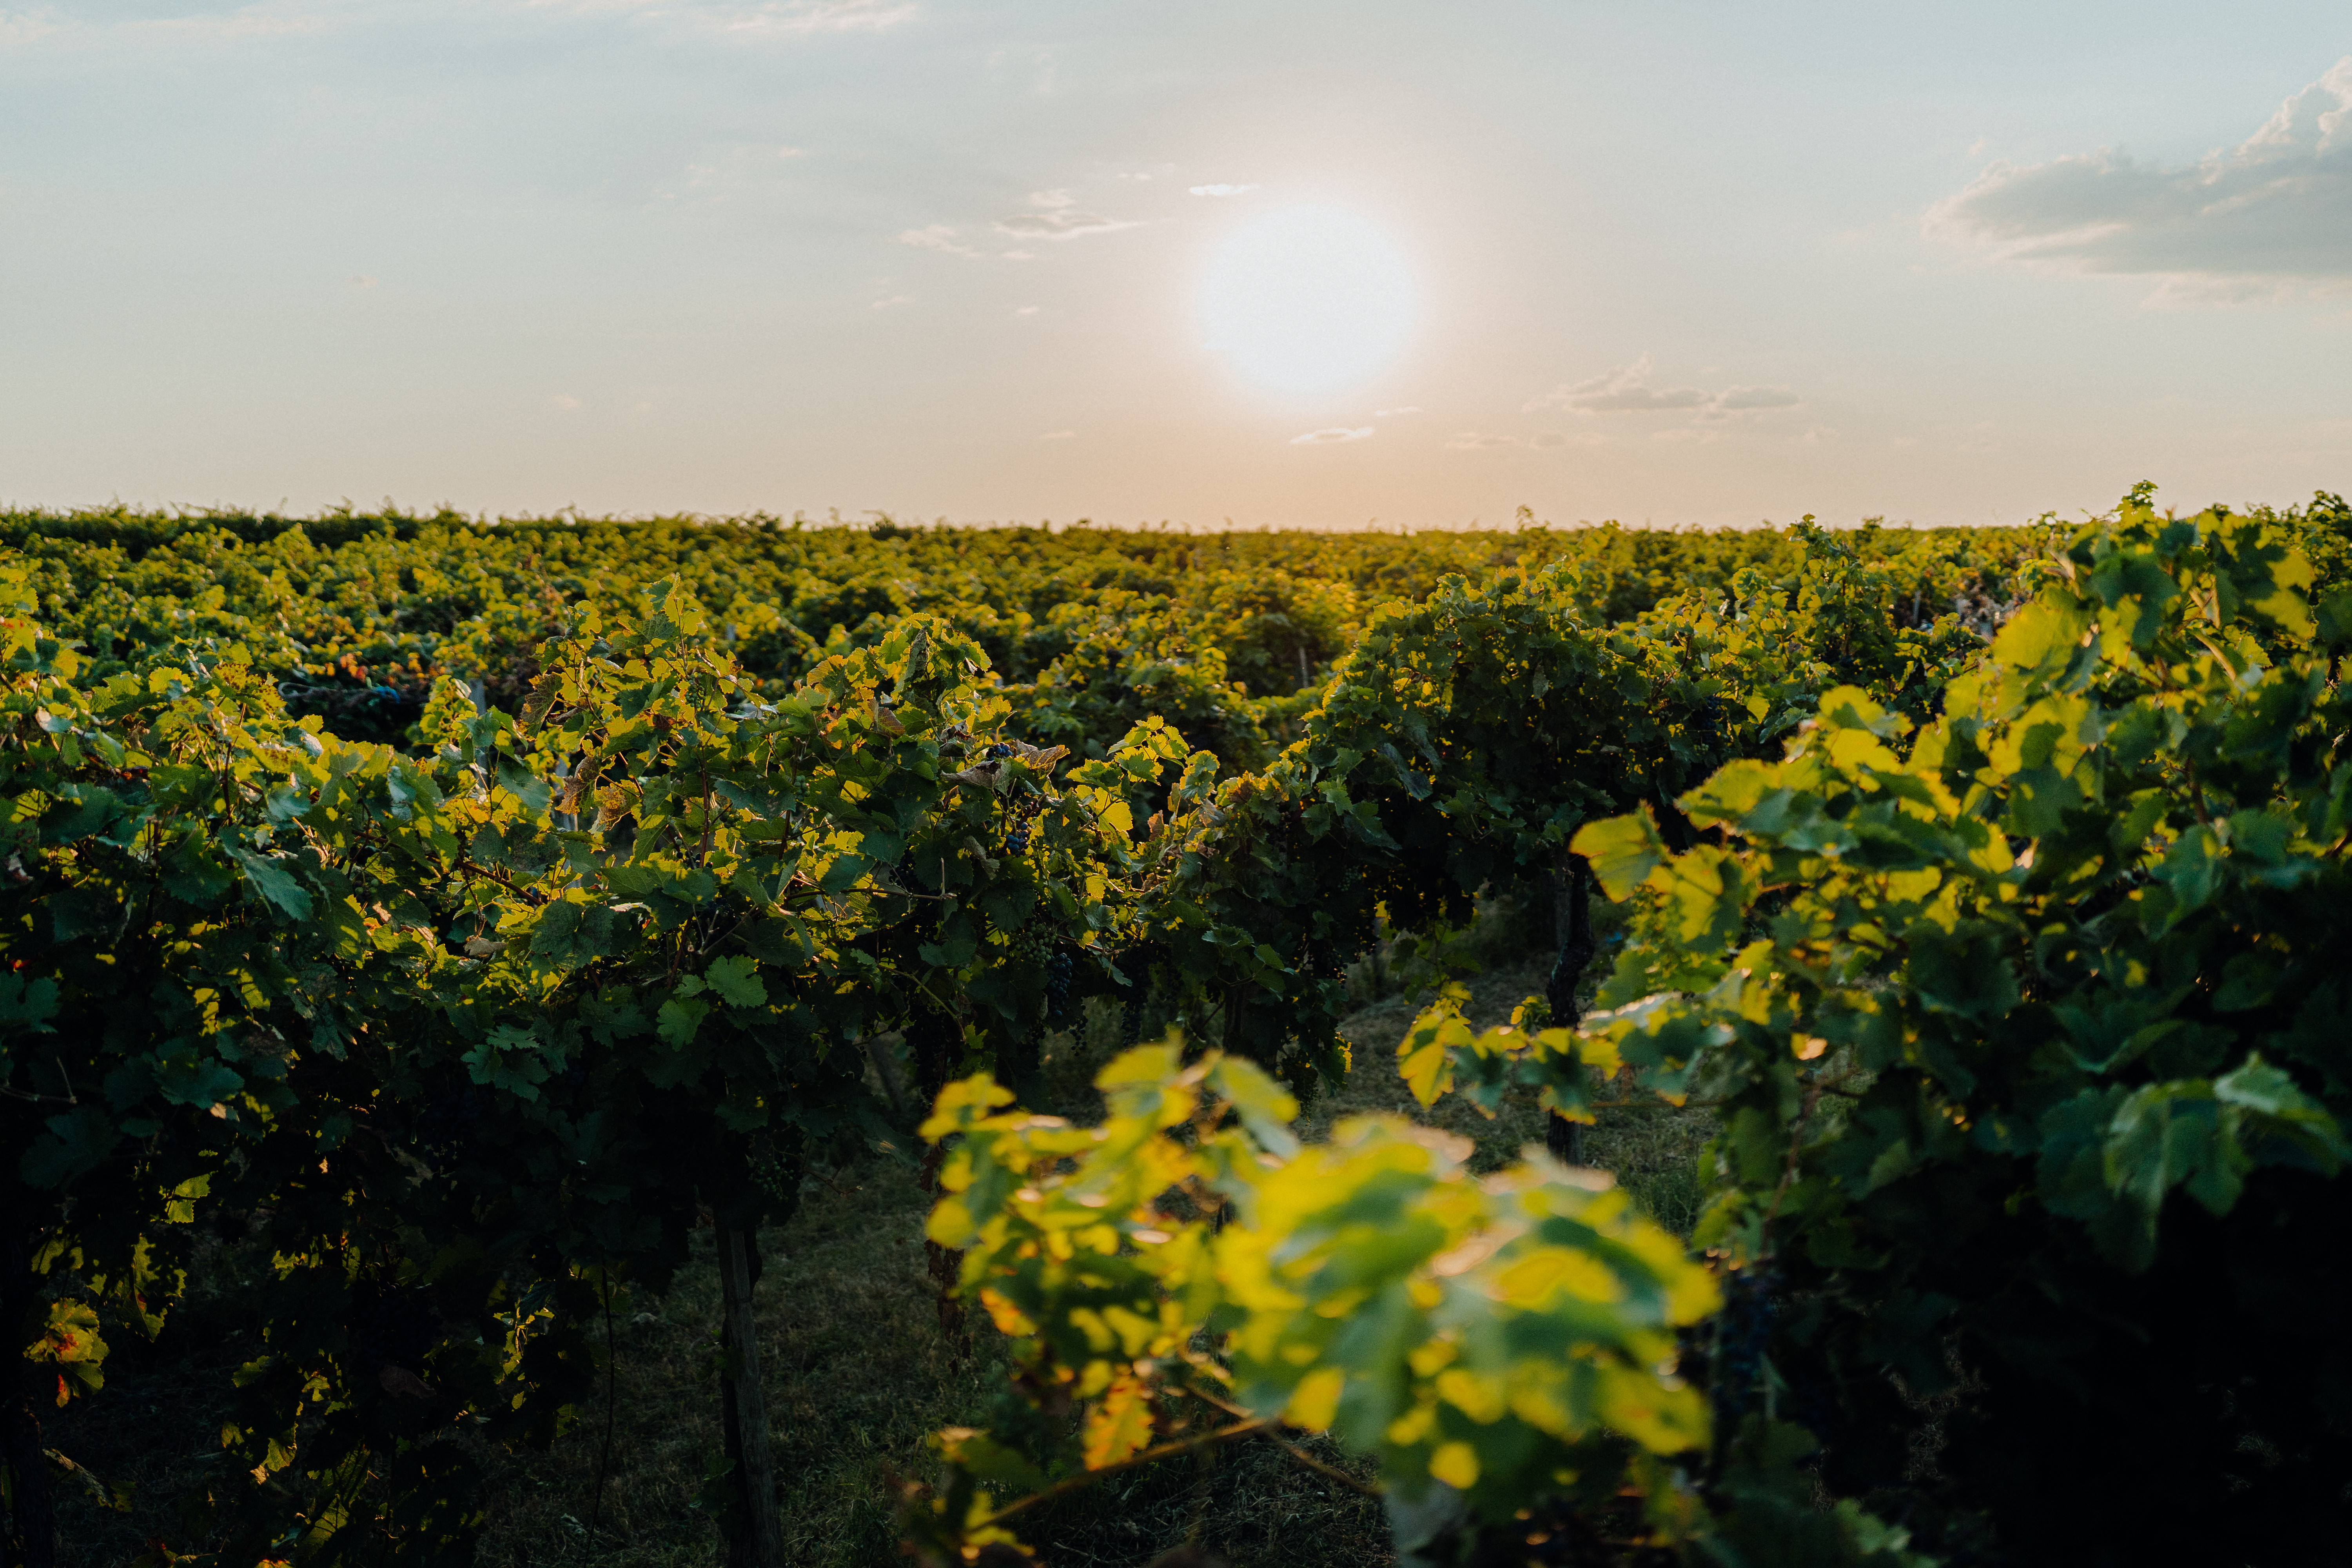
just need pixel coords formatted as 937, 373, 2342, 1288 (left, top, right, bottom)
459, 936, 1708, 1568
49, 904, 1711, 1568
43, 1235, 256, 1568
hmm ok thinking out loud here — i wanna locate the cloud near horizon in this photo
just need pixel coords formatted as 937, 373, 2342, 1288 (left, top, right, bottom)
1290, 426, 1373, 445
1525, 356, 1802, 419
1929, 56, 2352, 293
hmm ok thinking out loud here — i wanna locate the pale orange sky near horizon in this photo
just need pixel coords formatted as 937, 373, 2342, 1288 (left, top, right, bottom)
2, 2, 2348, 530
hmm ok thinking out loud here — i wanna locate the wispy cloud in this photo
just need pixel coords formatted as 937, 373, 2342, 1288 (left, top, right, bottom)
1711, 386, 1803, 412
550, 393, 584, 410
0, 11, 64, 46
657, 142, 813, 202
993, 210, 1139, 240
349, 274, 379, 289
1527, 356, 1703, 413
534, 0, 915, 35
1525, 356, 1801, 419
1289, 426, 1372, 445
870, 293, 913, 309
712, 0, 913, 34
0, 3, 326, 47
993, 189, 1139, 241
144, 6, 323, 40
1040, 429, 1076, 440
1374, 405, 1421, 416
898, 224, 981, 258
1189, 183, 1259, 197
1929, 56, 2352, 295
1445, 432, 1519, 450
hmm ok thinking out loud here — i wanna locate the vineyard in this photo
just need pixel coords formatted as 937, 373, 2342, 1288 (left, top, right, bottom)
4, 488, 2350, 1568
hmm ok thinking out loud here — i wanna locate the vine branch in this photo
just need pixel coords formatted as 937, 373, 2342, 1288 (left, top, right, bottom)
974, 1417, 1278, 1530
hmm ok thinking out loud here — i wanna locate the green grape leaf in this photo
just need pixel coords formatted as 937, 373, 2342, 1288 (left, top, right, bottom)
21, 1106, 121, 1189
495, 757, 552, 815
463, 1025, 552, 1100
657, 997, 711, 1047
225, 845, 314, 921
1572, 807, 1667, 903
154, 1055, 245, 1109
0, 972, 60, 1033
704, 955, 768, 1008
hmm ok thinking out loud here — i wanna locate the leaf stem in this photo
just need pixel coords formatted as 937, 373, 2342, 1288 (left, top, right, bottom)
584, 1270, 617, 1564
974, 1417, 1277, 1530
1176, 1381, 1384, 1498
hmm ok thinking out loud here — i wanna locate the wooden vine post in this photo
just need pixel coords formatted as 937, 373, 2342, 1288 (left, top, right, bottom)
716, 1224, 784, 1568
1543, 854, 1598, 1165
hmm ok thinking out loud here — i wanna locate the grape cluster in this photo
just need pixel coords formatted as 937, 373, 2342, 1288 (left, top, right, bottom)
984, 742, 1013, 760
748, 1125, 807, 1206
1713, 1263, 1780, 1423
1002, 790, 1057, 856
1116, 958, 1147, 1048
1043, 947, 1074, 1021
349, 1283, 439, 1377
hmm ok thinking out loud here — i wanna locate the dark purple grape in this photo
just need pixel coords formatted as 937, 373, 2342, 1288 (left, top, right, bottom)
1713, 1263, 1779, 1423
1044, 949, 1074, 1020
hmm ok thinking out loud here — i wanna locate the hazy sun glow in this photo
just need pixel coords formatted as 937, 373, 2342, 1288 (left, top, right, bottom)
1201, 206, 1416, 397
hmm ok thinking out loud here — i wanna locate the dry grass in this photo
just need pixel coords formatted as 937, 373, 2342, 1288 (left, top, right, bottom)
51, 900, 1710, 1568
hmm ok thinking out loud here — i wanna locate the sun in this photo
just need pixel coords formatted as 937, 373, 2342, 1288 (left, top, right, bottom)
1201, 206, 1416, 397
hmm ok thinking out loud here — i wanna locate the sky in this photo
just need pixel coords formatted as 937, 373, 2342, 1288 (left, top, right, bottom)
2, 1, 2348, 530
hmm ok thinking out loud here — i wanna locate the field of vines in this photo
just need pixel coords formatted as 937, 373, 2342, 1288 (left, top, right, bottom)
4, 486, 2350, 1568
